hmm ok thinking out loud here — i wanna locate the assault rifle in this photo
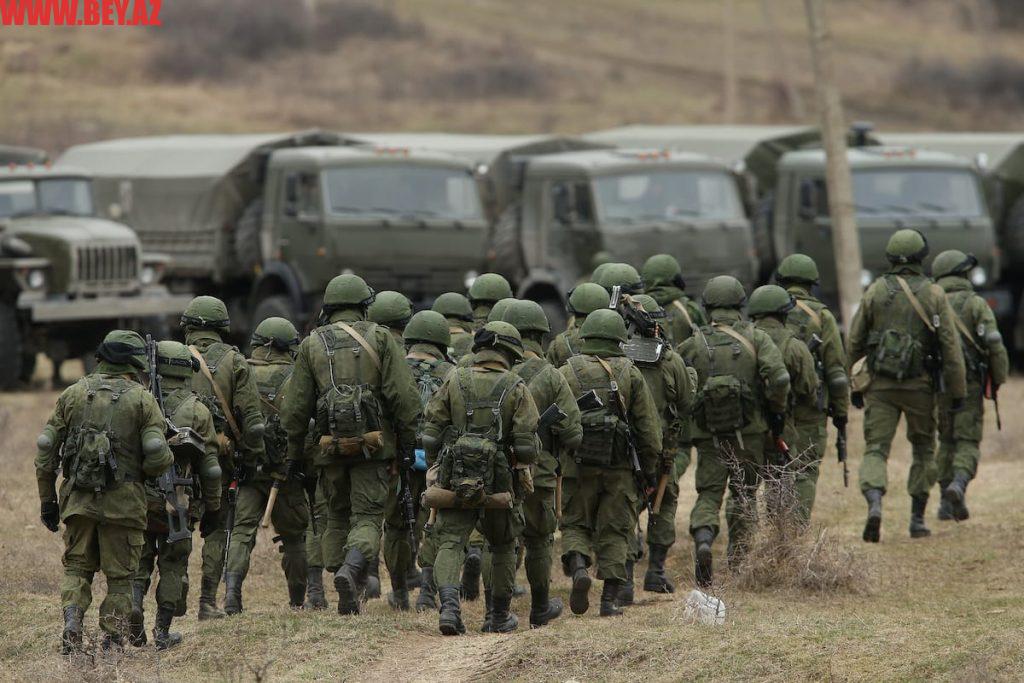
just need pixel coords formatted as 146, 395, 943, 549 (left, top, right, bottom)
806, 334, 826, 412
398, 446, 419, 560
603, 377, 654, 516
836, 422, 849, 487
608, 284, 660, 339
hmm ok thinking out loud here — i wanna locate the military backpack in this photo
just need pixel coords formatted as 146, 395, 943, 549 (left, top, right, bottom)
63, 376, 139, 493
692, 323, 758, 436
566, 356, 629, 467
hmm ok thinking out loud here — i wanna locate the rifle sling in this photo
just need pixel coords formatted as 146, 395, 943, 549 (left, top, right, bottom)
334, 321, 382, 371
189, 345, 243, 443
793, 299, 822, 328
671, 300, 694, 328
712, 322, 757, 358
595, 356, 628, 417
894, 276, 936, 333
951, 311, 985, 354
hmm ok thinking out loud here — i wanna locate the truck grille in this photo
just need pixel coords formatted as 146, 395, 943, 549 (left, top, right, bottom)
76, 245, 138, 286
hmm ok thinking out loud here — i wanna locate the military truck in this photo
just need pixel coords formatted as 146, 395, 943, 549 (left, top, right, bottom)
0, 164, 191, 388
58, 131, 489, 338
0, 145, 48, 165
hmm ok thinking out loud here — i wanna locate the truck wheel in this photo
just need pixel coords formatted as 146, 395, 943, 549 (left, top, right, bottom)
235, 199, 264, 273
20, 350, 37, 383
489, 203, 526, 281
0, 302, 24, 389
753, 192, 777, 282
251, 295, 298, 333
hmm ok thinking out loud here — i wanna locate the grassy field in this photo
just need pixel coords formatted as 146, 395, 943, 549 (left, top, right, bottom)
1, 370, 1022, 681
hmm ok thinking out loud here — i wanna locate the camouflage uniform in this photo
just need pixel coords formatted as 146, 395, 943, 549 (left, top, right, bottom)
546, 283, 610, 368
432, 292, 475, 361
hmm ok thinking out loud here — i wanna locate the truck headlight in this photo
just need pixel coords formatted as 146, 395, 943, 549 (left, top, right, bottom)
140, 265, 156, 285
464, 270, 478, 290
860, 269, 873, 289
140, 261, 166, 285
26, 269, 46, 290
971, 267, 987, 287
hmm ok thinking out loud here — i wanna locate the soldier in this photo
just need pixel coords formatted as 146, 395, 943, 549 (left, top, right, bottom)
468, 273, 514, 329
848, 230, 966, 542
35, 330, 174, 652
627, 295, 694, 597
500, 300, 583, 627
385, 310, 454, 612
592, 262, 645, 295
423, 322, 540, 635
776, 254, 851, 521
546, 283, 609, 368
678, 276, 789, 587
369, 291, 414, 344
930, 250, 1008, 522
180, 295, 266, 620
432, 292, 475, 360
559, 310, 662, 617
223, 318, 311, 614
280, 274, 421, 615
747, 285, 819, 517
132, 341, 222, 650
641, 254, 706, 346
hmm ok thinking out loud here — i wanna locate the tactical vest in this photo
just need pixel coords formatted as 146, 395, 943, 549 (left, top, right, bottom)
250, 360, 293, 467
515, 356, 554, 448
785, 298, 827, 409
867, 275, 935, 381
565, 355, 630, 468
63, 376, 143, 493
145, 387, 198, 521
637, 354, 680, 445
692, 323, 759, 436
947, 290, 987, 381
189, 342, 235, 435
407, 355, 452, 451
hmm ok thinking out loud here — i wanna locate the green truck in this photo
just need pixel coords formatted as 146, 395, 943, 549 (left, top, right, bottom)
57, 131, 489, 338
0, 161, 190, 388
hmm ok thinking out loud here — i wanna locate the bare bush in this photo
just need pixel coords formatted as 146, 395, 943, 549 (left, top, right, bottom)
896, 55, 1024, 109
312, 0, 424, 50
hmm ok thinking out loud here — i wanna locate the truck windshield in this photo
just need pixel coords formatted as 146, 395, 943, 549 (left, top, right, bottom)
592, 169, 744, 223
850, 169, 983, 217
0, 178, 94, 218
323, 165, 483, 221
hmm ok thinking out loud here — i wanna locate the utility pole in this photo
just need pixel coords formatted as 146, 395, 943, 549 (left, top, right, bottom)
722, 0, 739, 123
804, 0, 862, 327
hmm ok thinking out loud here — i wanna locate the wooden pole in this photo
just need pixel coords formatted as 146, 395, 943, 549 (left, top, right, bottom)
804, 0, 862, 327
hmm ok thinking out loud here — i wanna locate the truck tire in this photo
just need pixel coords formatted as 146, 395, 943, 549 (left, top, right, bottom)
235, 199, 264, 273
0, 302, 24, 389
753, 192, 777, 282
489, 203, 526, 282
251, 295, 299, 333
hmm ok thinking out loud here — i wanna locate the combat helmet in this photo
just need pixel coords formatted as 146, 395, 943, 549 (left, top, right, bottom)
323, 273, 376, 309
747, 285, 796, 318
702, 275, 747, 310
180, 295, 230, 332
472, 320, 524, 361
487, 297, 518, 323
776, 253, 820, 285
156, 340, 198, 379
931, 249, 978, 280
95, 329, 149, 373
368, 291, 413, 329
250, 317, 300, 352
641, 254, 686, 290
567, 283, 611, 317
592, 262, 644, 294
886, 229, 929, 265
432, 292, 473, 321
468, 273, 513, 306
404, 310, 451, 349
503, 299, 550, 335
579, 309, 628, 344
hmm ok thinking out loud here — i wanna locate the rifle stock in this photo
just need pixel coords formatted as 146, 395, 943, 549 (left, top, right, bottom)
836, 424, 849, 488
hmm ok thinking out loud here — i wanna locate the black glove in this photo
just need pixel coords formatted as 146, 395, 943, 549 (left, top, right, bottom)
951, 397, 965, 412
285, 459, 304, 482
769, 412, 786, 438
851, 392, 865, 410
832, 415, 848, 430
40, 501, 60, 533
200, 508, 221, 538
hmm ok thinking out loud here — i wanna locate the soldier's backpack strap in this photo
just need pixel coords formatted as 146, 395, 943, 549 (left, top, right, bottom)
793, 299, 822, 329
671, 300, 694, 328
334, 321, 382, 371
189, 345, 243, 443
595, 356, 628, 417
711, 322, 757, 358
894, 276, 936, 333
951, 310, 985, 354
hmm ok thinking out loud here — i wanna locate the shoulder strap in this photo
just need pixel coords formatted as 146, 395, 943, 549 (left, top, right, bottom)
951, 309, 984, 353
188, 344, 242, 442
595, 356, 628, 416
671, 300, 694, 327
894, 276, 936, 333
712, 322, 757, 358
334, 321, 383, 371
793, 299, 822, 329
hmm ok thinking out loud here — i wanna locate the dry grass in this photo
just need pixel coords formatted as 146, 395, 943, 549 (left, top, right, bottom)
2, 364, 1024, 680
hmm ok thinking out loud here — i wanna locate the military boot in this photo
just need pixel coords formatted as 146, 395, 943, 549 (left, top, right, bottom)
618, 560, 635, 606
461, 546, 482, 601
599, 580, 623, 617
862, 489, 883, 543
223, 572, 244, 615
288, 580, 307, 610
128, 580, 147, 647
363, 554, 381, 600
415, 567, 438, 613
438, 586, 466, 636
490, 592, 519, 633
406, 566, 423, 590
197, 577, 225, 621
944, 472, 971, 521
101, 633, 125, 653
694, 527, 714, 589
61, 606, 83, 655
334, 548, 368, 615
387, 572, 410, 612
936, 481, 954, 521
480, 590, 494, 633
304, 567, 328, 610
909, 494, 931, 538
566, 552, 591, 615
153, 606, 182, 651
528, 583, 563, 628
174, 575, 189, 617
643, 544, 675, 594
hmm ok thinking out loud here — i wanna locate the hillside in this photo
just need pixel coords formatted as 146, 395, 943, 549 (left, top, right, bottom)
2, 0, 1023, 155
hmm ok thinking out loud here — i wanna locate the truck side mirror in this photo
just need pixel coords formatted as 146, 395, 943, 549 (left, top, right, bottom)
797, 179, 817, 221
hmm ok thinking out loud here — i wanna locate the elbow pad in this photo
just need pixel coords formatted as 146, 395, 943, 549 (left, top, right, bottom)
201, 463, 222, 481
771, 371, 791, 390
249, 422, 266, 439
142, 429, 166, 456
421, 431, 440, 458
986, 330, 1003, 348
512, 434, 538, 463
827, 372, 849, 394
36, 426, 57, 454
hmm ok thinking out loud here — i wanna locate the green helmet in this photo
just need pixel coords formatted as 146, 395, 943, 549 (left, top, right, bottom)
156, 340, 197, 379
567, 283, 610, 317
776, 253, 820, 285
631, 294, 665, 318
579, 309, 628, 344
323, 273, 375, 308
95, 329, 148, 372
468, 273, 513, 305
702, 275, 747, 309
367, 291, 413, 328
180, 295, 230, 331
250, 316, 300, 352
487, 297, 517, 323
404, 310, 451, 348
641, 254, 686, 290
432, 292, 473, 321
592, 262, 644, 294
473, 320, 524, 360
931, 249, 978, 279
886, 229, 929, 265
747, 285, 796, 318
503, 299, 550, 335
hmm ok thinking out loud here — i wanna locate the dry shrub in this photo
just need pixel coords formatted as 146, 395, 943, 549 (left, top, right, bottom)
896, 55, 1024, 109
312, 0, 424, 50
419, 39, 550, 99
